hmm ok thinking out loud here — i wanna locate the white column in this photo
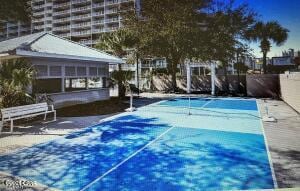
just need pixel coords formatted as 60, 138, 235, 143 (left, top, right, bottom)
61, 66, 65, 92
187, 62, 191, 94
211, 62, 216, 96
135, 59, 139, 88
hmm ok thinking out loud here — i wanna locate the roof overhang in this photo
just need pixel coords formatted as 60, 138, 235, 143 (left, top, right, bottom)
16, 49, 125, 64
0, 52, 23, 61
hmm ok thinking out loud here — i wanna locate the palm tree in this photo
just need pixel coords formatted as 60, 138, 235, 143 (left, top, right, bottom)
95, 29, 137, 98
246, 21, 289, 73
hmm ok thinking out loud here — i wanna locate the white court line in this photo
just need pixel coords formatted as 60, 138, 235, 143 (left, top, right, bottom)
79, 125, 175, 191
201, 98, 215, 108
256, 99, 278, 189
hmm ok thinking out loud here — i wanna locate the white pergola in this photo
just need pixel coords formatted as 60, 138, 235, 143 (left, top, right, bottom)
186, 60, 217, 95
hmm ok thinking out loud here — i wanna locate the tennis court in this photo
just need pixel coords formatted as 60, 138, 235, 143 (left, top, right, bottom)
0, 97, 275, 190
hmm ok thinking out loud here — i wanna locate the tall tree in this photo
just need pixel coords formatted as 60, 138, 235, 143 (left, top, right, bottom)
246, 21, 289, 73
205, 1, 256, 93
0, 0, 31, 22
122, 0, 210, 92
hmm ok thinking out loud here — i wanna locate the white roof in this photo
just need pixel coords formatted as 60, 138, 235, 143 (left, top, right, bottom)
0, 32, 124, 63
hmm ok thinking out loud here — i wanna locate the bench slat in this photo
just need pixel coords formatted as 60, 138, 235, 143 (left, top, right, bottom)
1, 103, 47, 112
1, 105, 48, 115
2, 108, 48, 119
1, 103, 49, 119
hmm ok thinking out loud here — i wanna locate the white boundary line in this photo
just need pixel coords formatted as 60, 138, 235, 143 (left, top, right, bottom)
256, 99, 278, 189
201, 98, 215, 108
180, 96, 257, 101
79, 125, 175, 191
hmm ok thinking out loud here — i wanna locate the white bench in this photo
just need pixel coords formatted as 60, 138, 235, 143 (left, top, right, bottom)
0, 102, 56, 133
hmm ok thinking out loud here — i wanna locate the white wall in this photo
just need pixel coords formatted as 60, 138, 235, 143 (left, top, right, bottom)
280, 73, 300, 113
49, 89, 110, 108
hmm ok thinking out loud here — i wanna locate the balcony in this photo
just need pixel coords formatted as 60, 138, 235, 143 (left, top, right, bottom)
20, 27, 30, 32
53, 18, 70, 24
33, 11, 45, 16
32, 4, 45, 10
92, 12, 104, 17
72, 0, 91, 5
71, 6, 91, 13
7, 23, 18, 27
92, 20, 104, 25
106, 0, 119, 6
71, 14, 91, 21
53, 25, 70, 31
106, 9, 118, 14
32, 18, 45, 23
105, 17, 119, 23
120, 0, 134, 2
45, 23, 52, 28
92, 3, 104, 8
106, 26, 119, 32
45, 9, 52, 14
71, 30, 91, 36
53, 10, 71, 16
92, 28, 104, 33
45, 2, 53, 7
32, 0, 44, 3
79, 39, 93, 45
33, 25, 45, 30
71, 22, 91, 28
57, 32, 71, 38
53, 2, 70, 8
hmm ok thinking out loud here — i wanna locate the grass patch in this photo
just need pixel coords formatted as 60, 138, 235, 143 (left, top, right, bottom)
57, 98, 129, 117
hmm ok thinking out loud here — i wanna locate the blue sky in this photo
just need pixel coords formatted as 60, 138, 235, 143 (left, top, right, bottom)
236, 0, 300, 57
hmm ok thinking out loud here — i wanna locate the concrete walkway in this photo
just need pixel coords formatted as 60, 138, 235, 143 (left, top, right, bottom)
258, 99, 300, 188
0, 115, 115, 155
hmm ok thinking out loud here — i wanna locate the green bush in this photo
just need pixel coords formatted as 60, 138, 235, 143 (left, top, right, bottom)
0, 58, 35, 108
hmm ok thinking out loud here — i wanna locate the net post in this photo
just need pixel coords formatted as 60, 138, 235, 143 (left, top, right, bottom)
125, 91, 136, 112
188, 95, 192, 115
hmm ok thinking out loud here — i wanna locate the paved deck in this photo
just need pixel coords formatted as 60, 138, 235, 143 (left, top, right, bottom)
258, 99, 300, 188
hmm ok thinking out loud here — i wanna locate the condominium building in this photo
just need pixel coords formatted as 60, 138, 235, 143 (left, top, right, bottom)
0, 0, 137, 46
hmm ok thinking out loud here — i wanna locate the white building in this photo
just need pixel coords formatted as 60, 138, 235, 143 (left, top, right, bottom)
0, 0, 138, 46
0, 32, 123, 108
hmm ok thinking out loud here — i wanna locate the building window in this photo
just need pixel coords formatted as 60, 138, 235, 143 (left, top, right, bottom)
49, 66, 62, 76
88, 78, 102, 89
65, 78, 87, 92
65, 66, 76, 76
89, 67, 97, 76
77, 67, 87, 76
98, 67, 107, 76
35, 65, 48, 77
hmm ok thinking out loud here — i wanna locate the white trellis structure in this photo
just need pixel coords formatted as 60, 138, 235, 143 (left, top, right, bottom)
186, 60, 217, 95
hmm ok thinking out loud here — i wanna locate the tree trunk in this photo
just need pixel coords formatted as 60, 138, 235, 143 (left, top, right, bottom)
118, 64, 125, 99
263, 52, 267, 74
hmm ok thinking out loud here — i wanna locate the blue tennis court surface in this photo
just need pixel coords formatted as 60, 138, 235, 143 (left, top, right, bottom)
0, 97, 274, 191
